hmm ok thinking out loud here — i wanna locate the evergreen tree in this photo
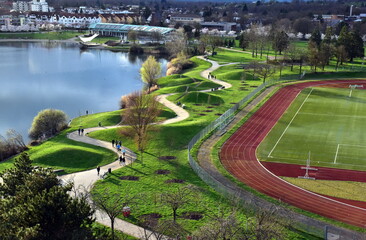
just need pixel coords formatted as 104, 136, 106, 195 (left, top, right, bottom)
323, 27, 333, 45
242, 4, 248, 12
0, 153, 95, 239
347, 31, 365, 62
337, 26, 349, 47
309, 28, 322, 48
239, 32, 249, 50
272, 30, 289, 55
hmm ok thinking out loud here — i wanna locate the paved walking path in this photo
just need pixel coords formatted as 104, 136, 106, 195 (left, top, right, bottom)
60, 56, 232, 239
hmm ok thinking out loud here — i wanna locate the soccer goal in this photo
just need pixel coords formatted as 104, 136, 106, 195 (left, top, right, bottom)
348, 84, 363, 97
298, 151, 318, 180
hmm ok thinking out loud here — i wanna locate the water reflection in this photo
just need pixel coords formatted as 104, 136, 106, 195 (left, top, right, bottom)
0, 42, 167, 141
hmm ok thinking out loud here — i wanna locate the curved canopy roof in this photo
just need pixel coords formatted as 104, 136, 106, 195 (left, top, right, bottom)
89, 23, 174, 35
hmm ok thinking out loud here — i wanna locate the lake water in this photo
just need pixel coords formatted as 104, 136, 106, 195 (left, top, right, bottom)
0, 41, 167, 141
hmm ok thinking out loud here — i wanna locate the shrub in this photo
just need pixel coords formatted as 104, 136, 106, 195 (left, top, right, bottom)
28, 109, 68, 140
129, 44, 144, 54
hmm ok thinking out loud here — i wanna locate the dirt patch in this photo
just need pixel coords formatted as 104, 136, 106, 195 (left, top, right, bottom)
140, 213, 162, 219
155, 169, 170, 175
199, 114, 206, 116
165, 179, 185, 184
139, 213, 162, 228
158, 156, 177, 160
203, 110, 213, 112
119, 176, 140, 181
181, 212, 203, 220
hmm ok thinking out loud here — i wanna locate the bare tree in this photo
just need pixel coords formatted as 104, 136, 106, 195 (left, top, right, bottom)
248, 206, 288, 240
256, 64, 276, 83
334, 45, 348, 70
284, 43, 299, 72
122, 91, 161, 163
140, 55, 162, 92
161, 185, 196, 223
192, 209, 246, 240
200, 34, 223, 56
127, 30, 138, 44
166, 29, 188, 57
151, 30, 163, 43
92, 188, 140, 240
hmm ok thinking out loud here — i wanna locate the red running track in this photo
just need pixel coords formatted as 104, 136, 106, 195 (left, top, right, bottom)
220, 80, 366, 228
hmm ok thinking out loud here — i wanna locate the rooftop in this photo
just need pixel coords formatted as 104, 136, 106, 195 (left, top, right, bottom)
89, 23, 174, 35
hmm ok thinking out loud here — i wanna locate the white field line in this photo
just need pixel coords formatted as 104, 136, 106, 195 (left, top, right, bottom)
268, 88, 314, 158
334, 144, 340, 164
298, 112, 366, 119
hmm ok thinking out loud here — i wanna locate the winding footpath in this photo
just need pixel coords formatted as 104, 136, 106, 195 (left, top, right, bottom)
60, 57, 230, 239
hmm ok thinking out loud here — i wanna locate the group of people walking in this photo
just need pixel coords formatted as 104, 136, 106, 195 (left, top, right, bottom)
77, 128, 84, 135
208, 72, 216, 79
97, 140, 128, 175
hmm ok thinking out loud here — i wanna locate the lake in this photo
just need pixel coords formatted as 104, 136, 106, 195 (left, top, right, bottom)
0, 41, 167, 141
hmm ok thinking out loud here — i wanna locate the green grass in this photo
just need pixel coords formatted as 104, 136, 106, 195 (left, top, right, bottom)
91, 36, 120, 44
0, 129, 116, 174
283, 177, 366, 202
70, 110, 123, 128
208, 48, 258, 64
87, 57, 317, 238
0, 31, 85, 40
258, 87, 366, 171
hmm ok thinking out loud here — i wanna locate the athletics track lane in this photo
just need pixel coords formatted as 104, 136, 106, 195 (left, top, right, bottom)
220, 80, 366, 228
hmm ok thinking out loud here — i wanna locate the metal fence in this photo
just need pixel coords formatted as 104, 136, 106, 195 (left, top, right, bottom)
187, 73, 366, 239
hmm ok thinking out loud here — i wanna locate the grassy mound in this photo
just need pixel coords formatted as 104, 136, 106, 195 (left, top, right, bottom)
176, 92, 224, 105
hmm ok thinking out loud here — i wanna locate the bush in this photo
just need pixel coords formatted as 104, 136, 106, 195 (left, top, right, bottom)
28, 109, 68, 140
129, 44, 144, 54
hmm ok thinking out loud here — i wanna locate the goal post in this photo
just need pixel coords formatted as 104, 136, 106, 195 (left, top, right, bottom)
349, 84, 363, 98
298, 151, 318, 180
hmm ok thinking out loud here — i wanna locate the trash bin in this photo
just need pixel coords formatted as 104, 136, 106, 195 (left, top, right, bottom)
122, 206, 131, 217
108, 168, 111, 174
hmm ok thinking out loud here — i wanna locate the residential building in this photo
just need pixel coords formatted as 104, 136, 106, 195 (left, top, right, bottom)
201, 21, 238, 32
29, 0, 48, 12
169, 14, 203, 24
12, 1, 29, 12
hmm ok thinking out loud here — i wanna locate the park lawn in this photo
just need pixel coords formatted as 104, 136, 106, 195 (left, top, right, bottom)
258, 87, 366, 171
0, 129, 116, 175
88, 58, 313, 238
208, 48, 259, 64
70, 110, 123, 128
91, 36, 120, 44
0, 31, 85, 40
283, 177, 366, 202
70, 106, 176, 129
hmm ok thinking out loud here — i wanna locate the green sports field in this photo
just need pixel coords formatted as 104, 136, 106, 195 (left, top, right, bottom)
258, 86, 366, 171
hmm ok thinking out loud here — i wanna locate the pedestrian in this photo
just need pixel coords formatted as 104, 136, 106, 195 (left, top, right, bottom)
98, 122, 101, 127
116, 144, 121, 151
112, 139, 115, 147
122, 156, 126, 165
119, 156, 123, 165
122, 148, 126, 157
97, 166, 100, 175
81, 129, 84, 135
78, 128, 81, 135
86, 110, 88, 115
118, 140, 122, 146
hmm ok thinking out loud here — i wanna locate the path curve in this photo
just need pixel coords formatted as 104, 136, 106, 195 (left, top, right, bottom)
220, 79, 366, 228
60, 56, 233, 239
